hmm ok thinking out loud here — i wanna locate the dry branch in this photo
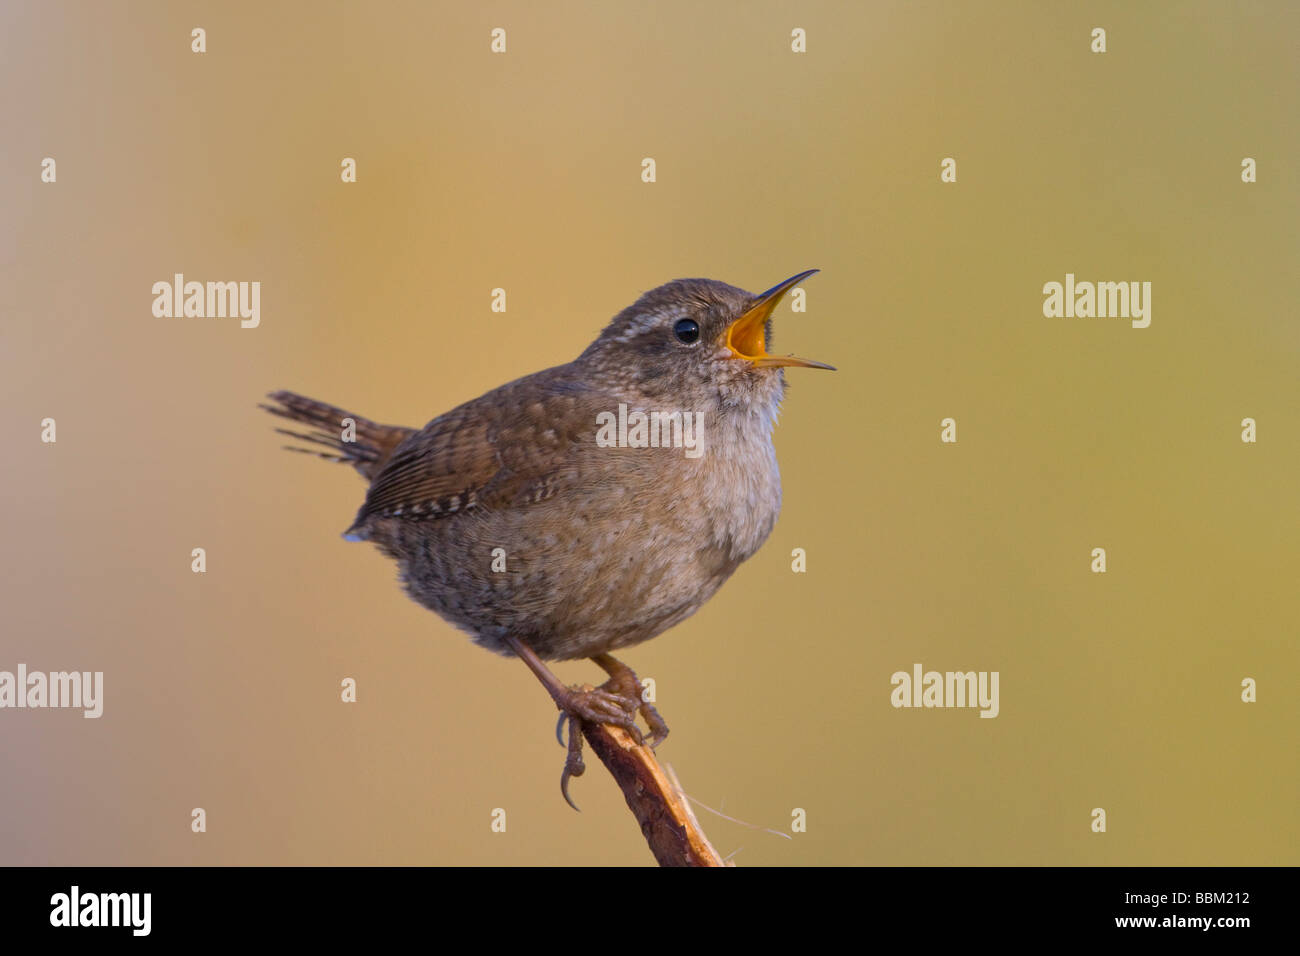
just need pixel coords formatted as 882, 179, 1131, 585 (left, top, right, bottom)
578, 720, 726, 867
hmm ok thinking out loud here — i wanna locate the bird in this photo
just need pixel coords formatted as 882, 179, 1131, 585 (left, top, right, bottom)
262, 270, 833, 806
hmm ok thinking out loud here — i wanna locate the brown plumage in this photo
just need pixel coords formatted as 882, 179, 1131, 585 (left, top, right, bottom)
263, 272, 833, 806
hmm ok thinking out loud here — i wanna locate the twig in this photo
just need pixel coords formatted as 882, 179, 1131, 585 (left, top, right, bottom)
577, 721, 727, 867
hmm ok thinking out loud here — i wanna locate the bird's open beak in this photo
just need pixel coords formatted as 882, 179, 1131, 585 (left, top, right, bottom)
725, 269, 836, 370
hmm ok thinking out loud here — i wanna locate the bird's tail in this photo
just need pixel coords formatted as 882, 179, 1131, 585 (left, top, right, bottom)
260, 390, 414, 480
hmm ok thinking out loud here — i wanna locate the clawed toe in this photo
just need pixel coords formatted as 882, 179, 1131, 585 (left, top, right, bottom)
506, 638, 672, 810
641, 700, 670, 749
552, 684, 648, 810
557, 685, 643, 741
559, 714, 586, 811
590, 653, 669, 750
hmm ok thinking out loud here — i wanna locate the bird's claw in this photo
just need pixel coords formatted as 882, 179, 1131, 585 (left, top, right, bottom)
552, 683, 644, 811
559, 714, 586, 811
640, 701, 670, 749
590, 655, 670, 750
555, 685, 643, 739
548, 658, 671, 809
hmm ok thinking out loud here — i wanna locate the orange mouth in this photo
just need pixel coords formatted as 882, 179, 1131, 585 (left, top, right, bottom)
724, 269, 835, 370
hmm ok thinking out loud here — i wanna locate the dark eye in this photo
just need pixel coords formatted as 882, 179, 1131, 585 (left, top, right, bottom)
673, 318, 700, 344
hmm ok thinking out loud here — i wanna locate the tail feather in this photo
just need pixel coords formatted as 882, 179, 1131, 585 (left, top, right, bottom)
271, 425, 378, 459
261, 390, 415, 480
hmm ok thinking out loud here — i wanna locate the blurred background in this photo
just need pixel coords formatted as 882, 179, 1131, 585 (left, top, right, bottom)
1, 0, 1296, 865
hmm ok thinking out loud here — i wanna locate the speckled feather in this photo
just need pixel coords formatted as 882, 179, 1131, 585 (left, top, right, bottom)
266, 278, 798, 661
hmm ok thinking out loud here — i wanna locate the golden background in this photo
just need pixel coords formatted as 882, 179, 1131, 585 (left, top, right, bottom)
1, 0, 1296, 865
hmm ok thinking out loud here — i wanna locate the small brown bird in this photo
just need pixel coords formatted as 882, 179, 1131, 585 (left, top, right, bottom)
263, 271, 833, 806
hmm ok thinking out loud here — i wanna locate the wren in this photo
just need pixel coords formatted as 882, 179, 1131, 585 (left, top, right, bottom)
263, 271, 834, 806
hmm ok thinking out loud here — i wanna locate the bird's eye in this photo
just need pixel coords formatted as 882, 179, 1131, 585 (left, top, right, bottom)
673, 318, 700, 344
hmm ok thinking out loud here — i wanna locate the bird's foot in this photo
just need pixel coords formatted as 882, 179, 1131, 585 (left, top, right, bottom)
554, 683, 644, 737
550, 663, 672, 810
503, 636, 670, 810
592, 653, 670, 749
552, 683, 642, 810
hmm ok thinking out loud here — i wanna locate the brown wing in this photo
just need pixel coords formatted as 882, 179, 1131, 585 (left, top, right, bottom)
346, 367, 602, 531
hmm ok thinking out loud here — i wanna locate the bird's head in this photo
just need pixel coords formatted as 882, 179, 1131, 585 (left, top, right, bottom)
579, 270, 834, 409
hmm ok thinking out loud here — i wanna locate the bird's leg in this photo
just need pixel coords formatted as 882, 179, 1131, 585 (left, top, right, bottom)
591, 652, 670, 749
506, 636, 643, 810
505, 636, 642, 732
